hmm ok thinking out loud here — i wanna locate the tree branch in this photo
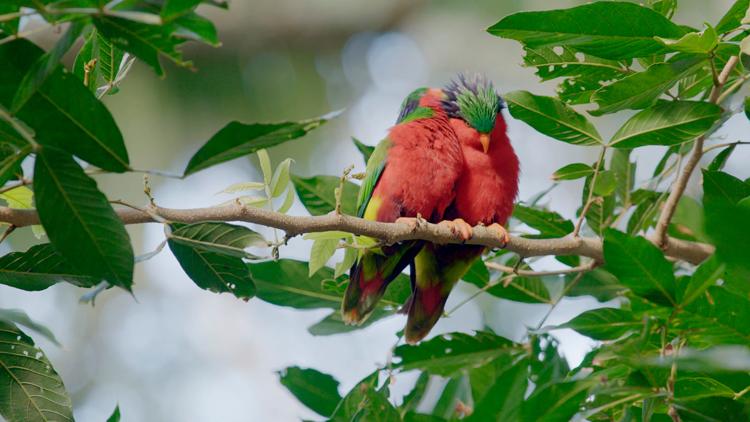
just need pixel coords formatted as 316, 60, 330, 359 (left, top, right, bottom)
653, 55, 739, 248
0, 203, 714, 265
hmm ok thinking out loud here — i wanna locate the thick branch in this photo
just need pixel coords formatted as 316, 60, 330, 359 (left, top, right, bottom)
653, 55, 739, 247
0, 204, 713, 265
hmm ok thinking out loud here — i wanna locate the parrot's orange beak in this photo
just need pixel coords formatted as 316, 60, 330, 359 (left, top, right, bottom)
479, 133, 490, 153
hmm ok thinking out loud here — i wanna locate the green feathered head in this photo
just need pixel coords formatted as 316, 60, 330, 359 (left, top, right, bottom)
443, 74, 503, 134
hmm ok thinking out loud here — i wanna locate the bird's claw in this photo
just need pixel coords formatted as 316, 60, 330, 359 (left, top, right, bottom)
438, 218, 473, 241
487, 223, 510, 248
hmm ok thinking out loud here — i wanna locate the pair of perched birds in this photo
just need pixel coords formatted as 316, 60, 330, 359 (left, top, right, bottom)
342, 75, 519, 344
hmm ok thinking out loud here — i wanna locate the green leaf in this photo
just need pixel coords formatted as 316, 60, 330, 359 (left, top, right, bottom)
184, 115, 332, 176
609, 101, 721, 148
0, 243, 99, 291
0, 39, 130, 172
161, 0, 202, 21
745, 96, 750, 120
655, 25, 718, 54
679, 287, 750, 346
674, 377, 735, 401
0, 308, 61, 346
504, 90, 602, 146
352, 137, 374, 163
522, 380, 590, 422
485, 276, 552, 304
708, 143, 737, 171
466, 359, 527, 422
703, 172, 750, 274
462, 259, 489, 286
330, 373, 399, 422
93, 16, 190, 77
12, 19, 87, 112
306, 307, 392, 336
680, 256, 725, 306
169, 11, 220, 46
593, 170, 617, 196
393, 331, 518, 377
703, 170, 750, 205
334, 246, 357, 278
716, 0, 749, 33
270, 158, 292, 198
551, 163, 593, 181
0, 321, 74, 422
512, 204, 574, 238
168, 222, 266, 258
560, 307, 640, 340
168, 228, 255, 300
219, 181, 266, 193
291, 174, 358, 216
610, 148, 634, 204
565, 269, 625, 302
277, 185, 295, 213
73, 28, 100, 92
106, 405, 121, 422
279, 367, 341, 417
603, 229, 676, 305
256, 149, 272, 185
34, 148, 134, 289
591, 58, 705, 115
0, 124, 31, 186
309, 238, 338, 277
488, 2, 686, 59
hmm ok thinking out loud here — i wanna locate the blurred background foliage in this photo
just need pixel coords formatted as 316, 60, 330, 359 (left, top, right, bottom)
2, 1, 749, 420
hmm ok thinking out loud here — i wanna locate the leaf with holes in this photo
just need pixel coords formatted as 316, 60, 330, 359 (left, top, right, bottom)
0, 321, 74, 422
34, 148, 134, 289
591, 58, 705, 116
168, 230, 255, 300
94, 16, 190, 77
488, 2, 686, 59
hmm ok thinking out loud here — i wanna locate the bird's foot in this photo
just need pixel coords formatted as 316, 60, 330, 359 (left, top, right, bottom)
486, 223, 510, 248
438, 218, 473, 241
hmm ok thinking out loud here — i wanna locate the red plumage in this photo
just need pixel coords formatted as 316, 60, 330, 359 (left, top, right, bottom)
371, 93, 464, 223
446, 114, 519, 226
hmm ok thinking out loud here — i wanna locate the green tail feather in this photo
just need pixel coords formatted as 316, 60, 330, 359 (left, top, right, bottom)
405, 244, 484, 343
342, 241, 422, 324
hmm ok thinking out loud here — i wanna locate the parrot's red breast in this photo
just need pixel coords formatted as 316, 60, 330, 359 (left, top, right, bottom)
446, 115, 519, 226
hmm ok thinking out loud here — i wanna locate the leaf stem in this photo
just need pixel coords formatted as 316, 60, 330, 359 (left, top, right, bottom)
573, 146, 607, 237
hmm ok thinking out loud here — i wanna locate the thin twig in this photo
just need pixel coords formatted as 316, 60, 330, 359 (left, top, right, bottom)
573, 146, 607, 237
485, 261, 595, 277
653, 56, 740, 248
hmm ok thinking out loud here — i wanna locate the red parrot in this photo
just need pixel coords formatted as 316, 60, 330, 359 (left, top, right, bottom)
404, 76, 519, 343
341, 87, 464, 324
